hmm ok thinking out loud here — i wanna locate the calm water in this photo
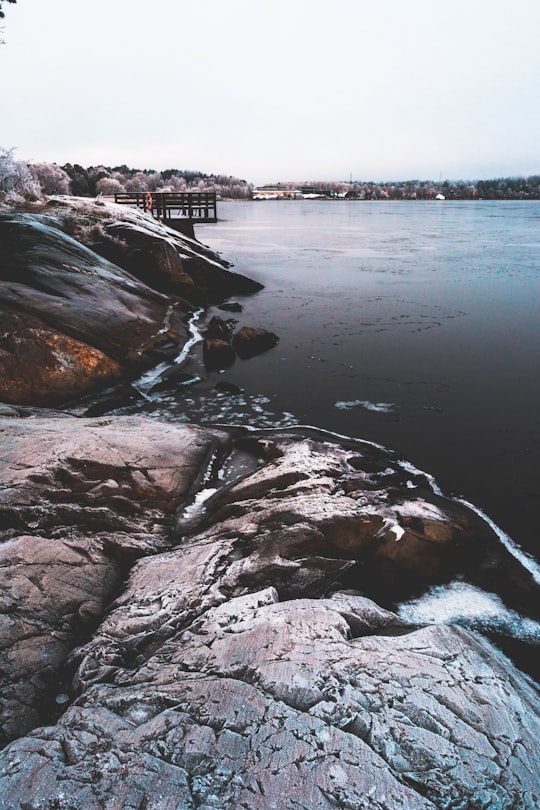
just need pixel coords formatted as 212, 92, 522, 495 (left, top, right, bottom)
124, 200, 540, 568
195, 200, 540, 564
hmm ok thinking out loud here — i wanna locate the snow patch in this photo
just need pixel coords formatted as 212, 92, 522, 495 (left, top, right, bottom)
181, 487, 219, 521
395, 499, 448, 522
388, 524, 405, 541
397, 459, 444, 496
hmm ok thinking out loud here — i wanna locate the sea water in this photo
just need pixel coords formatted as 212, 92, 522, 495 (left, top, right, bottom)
118, 200, 540, 641
195, 200, 540, 566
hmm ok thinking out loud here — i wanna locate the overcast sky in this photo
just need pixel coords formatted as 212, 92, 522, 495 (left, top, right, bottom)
2, 0, 539, 184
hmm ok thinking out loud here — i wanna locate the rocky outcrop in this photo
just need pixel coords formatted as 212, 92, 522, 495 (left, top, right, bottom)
97, 218, 261, 304
0, 198, 262, 406
45, 195, 262, 305
0, 415, 538, 808
3, 591, 534, 810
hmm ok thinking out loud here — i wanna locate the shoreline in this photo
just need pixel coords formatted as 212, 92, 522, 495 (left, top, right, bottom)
1, 196, 539, 807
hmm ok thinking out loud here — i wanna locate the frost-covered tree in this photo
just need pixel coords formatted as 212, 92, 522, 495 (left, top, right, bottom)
95, 177, 125, 195
163, 174, 188, 192
144, 172, 162, 192
29, 162, 71, 195
125, 172, 149, 192
0, 147, 40, 203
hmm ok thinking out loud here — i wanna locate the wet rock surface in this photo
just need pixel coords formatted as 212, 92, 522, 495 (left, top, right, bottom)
232, 325, 280, 359
0, 417, 538, 808
0, 310, 124, 405
202, 316, 280, 370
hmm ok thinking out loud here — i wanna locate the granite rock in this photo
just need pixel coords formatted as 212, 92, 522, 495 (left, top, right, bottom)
0, 421, 538, 808
0, 413, 229, 745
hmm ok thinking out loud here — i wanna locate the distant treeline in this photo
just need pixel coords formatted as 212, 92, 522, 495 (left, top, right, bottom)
266, 177, 540, 200
61, 164, 253, 199
345, 176, 540, 200
55, 168, 540, 200
1, 148, 539, 203
0, 151, 253, 202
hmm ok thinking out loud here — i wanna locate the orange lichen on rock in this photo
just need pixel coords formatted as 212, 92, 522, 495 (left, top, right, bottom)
0, 318, 122, 405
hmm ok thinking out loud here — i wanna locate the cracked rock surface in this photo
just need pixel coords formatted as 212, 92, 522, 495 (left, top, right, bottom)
0, 414, 229, 745
0, 418, 539, 808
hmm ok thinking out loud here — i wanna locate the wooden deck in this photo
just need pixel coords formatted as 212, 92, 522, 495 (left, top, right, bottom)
114, 192, 217, 224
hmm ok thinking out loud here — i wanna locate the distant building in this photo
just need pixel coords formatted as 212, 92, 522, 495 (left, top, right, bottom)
252, 184, 300, 200
252, 183, 330, 200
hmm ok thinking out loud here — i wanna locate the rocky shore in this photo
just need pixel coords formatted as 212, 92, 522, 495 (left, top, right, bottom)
0, 198, 539, 809
0, 197, 262, 406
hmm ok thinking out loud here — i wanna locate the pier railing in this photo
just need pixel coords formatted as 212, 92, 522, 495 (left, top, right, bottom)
114, 192, 217, 223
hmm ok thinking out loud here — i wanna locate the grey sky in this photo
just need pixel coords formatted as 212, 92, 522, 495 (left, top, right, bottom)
2, 0, 539, 184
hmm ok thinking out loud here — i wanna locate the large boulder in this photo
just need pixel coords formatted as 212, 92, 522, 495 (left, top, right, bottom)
0, 310, 123, 405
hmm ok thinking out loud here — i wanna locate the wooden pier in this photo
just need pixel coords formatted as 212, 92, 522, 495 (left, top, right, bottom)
114, 192, 217, 229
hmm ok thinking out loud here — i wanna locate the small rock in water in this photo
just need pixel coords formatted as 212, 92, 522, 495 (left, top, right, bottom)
204, 315, 235, 340
232, 326, 280, 359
